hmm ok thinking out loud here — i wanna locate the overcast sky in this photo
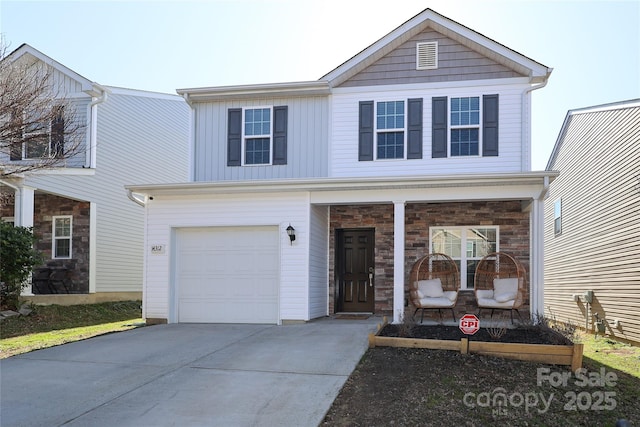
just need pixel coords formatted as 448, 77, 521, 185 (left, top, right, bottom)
1, 0, 639, 170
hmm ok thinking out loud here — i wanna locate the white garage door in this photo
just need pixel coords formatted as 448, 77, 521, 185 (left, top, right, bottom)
175, 226, 279, 323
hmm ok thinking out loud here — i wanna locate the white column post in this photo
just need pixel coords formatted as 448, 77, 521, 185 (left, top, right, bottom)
15, 185, 35, 228
89, 202, 97, 293
393, 200, 406, 324
530, 197, 545, 320
16, 186, 35, 295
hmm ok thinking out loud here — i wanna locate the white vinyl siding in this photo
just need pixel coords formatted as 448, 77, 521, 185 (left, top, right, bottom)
24, 90, 190, 293
308, 204, 329, 319
143, 192, 311, 323
330, 82, 527, 177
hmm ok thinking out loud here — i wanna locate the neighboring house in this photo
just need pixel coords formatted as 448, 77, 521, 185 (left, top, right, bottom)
126, 8, 556, 324
0, 44, 190, 303
544, 99, 640, 345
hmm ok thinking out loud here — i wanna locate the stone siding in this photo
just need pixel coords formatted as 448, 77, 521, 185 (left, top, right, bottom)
330, 201, 530, 317
31, 194, 90, 293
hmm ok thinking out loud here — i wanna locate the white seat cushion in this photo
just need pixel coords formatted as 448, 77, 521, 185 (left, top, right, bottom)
417, 296, 455, 308
477, 297, 515, 309
493, 278, 518, 303
416, 278, 444, 298
475, 289, 493, 299
443, 291, 457, 302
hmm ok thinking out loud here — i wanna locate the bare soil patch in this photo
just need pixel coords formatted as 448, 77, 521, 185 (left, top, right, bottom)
322, 325, 639, 426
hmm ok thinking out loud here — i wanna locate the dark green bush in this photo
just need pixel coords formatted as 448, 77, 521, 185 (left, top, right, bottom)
0, 221, 43, 309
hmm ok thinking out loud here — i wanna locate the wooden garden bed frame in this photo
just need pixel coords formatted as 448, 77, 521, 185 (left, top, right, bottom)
368, 319, 584, 372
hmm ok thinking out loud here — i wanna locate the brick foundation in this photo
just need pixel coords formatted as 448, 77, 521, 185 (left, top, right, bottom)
329, 201, 531, 318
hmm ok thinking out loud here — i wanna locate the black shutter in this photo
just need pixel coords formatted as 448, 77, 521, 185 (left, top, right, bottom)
358, 101, 374, 161
432, 96, 447, 158
9, 110, 22, 160
9, 142, 22, 160
272, 106, 287, 165
51, 106, 64, 158
227, 108, 242, 166
483, 94, 499, 156
407, 98, 423, 159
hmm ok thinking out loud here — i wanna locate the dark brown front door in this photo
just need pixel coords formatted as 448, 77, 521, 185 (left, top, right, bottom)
336, 229, 375, 313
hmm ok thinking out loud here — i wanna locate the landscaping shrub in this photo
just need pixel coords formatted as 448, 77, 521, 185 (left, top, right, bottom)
0, 221, 43, 309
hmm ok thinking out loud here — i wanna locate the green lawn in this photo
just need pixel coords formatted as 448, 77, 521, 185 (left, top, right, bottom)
0, 301, 143, 358
577, 331, 640, 378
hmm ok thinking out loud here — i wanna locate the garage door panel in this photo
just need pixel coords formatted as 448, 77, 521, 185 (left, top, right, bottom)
176, 226, 279, 324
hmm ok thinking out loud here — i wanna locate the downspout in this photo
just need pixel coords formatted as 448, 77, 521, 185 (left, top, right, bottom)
531, 175, 551, 320
181, 92, 196, 182
127, 189, 146, 207
521, 70, 552, 171
85, 84, 109, 168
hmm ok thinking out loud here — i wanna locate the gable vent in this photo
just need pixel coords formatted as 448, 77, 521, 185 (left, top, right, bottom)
416, 41, 438, 70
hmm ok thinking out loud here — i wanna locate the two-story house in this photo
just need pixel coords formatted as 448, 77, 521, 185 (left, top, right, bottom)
126, 9, 556, 324
0, 44, 189, 303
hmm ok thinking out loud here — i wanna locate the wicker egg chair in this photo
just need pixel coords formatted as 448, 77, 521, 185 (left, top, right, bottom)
474, 252, 527, 323
409, 253, 460, 323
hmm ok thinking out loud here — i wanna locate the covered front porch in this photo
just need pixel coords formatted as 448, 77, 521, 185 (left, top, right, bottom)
312, 172, 554, 324
0, 181, 91, 294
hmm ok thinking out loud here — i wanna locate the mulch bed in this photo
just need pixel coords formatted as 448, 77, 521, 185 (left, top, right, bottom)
322, 325, 639, 426
378, 324, 573, 345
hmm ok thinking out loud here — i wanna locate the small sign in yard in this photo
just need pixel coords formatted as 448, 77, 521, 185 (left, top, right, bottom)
459, 313, 480, 335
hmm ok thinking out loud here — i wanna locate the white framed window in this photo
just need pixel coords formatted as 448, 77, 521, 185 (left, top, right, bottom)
554, 199, 562, 236
450, 97, 481, 157
243, 107, 272, 165
23, 109, 52, 159
1, 217, 15, 225
8, 106, 64, 161
430, 226, 498, 289
376, 100, 405, 159
52, 215, 72, 259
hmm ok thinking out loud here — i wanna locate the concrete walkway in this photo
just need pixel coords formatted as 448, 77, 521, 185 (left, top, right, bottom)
1, 316, 380, 427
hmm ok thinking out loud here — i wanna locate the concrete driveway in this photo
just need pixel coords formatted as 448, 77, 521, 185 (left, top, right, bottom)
1, 316, 379, 427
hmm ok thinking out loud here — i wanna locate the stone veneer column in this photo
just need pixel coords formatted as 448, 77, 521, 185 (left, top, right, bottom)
393, 201, 405, 323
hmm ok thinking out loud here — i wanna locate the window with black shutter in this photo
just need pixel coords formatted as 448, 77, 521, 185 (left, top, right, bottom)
227, 106, 288, 166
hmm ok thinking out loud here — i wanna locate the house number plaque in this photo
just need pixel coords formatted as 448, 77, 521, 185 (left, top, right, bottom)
150, 244, 165, 255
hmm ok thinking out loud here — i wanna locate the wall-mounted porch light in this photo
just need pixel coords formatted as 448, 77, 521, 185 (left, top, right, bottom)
286, 224, 296, 245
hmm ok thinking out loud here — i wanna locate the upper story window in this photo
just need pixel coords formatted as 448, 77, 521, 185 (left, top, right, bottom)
450, 97, 480, 156
554, 199, 562, 236
244, 107, 272, 165
376, 101, 405, 159
53, 215, 72, 259
8, 106, 65, 161
359, 98, 423, 162
227, 106, 288, 167
432, 94, 498, 159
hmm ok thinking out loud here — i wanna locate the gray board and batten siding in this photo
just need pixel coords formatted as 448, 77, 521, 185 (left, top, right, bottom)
337, 29, 524, 88
544, 102, 640, 344
192, 96, 329, 182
